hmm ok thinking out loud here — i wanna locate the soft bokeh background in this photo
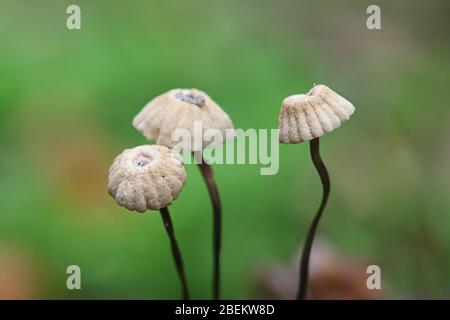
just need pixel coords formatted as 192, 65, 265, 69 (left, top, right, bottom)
0, 0, 449, 299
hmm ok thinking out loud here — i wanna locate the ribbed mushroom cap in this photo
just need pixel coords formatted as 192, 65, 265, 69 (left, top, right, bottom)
278, 84, 355, 144
133, 88, 234, 151
108, 145, 186, 212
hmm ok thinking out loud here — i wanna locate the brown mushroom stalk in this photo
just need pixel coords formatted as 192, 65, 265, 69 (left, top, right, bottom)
298, 137, 330, 300
196, 155, 222, 300
160, 207, 190, 300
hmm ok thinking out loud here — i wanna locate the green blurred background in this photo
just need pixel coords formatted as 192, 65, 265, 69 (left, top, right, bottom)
0, 0, 449, 299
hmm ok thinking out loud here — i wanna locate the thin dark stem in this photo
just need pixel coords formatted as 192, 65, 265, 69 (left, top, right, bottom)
196, 155, 222, 300
297, 137, 330, 300
160, 207, 190, 300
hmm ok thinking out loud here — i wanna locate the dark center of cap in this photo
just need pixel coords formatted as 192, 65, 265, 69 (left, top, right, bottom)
135, 153, 153, 167
175, 91, 205, 107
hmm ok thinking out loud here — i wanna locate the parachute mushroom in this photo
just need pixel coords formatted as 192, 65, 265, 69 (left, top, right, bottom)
278, 84, 355, 300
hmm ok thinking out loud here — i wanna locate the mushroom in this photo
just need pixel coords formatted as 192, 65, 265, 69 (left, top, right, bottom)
133, 88, 234, 299
278, 84, 355, 299
108, 144, 190, 299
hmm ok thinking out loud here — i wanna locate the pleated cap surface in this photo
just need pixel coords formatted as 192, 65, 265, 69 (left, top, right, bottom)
133, 89, 234, 151
108, 145, 186, 212
278, 84, 355, 144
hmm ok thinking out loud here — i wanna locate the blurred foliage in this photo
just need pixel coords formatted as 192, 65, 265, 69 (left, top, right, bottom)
0, 0, 449, 299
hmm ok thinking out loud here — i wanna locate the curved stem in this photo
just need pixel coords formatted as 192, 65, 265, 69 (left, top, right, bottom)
196, 156, 222, 300
297, 137, 330, 300
160, 207, 190, 300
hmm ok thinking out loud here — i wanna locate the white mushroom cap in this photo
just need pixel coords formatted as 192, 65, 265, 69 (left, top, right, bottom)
278, 84, 355, 144
133, 89, 234, 151
108, 145, 187, 212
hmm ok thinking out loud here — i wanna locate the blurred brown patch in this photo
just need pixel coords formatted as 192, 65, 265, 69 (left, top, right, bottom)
45, 134, 111, 207
0, 244, 42, 300
14, 93, 117, 212
256, 240, 383, 300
